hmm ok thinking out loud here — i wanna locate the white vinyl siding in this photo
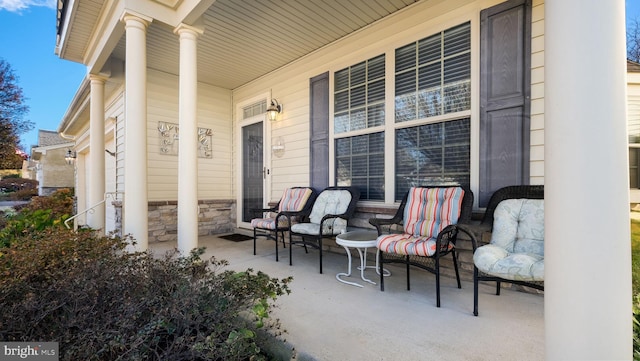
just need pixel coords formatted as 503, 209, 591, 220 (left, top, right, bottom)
147, 70, 179, 201
146, 69, 233, 201
197, 82, 233, 199
104, 89, 124, 234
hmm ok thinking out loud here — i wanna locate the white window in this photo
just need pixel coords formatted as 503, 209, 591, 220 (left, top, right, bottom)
394, 22, 471, 200
334, 55, 385, 201
395, 118, 470, 200
395, 22, 471, 122
332, 22, 471, 203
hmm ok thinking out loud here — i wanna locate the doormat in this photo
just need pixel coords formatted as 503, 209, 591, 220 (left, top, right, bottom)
219, 234, 253, 242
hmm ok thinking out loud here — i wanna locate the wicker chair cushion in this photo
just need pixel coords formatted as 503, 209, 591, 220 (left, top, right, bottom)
473, 199, 545, 282
278, 188, 314, 212
376, 187, 464, 257
250, 188, 313, 230
251, 218, 282, 230
403, 187, 465, 238
290, 189, 352, 235
376, 234, 450, 257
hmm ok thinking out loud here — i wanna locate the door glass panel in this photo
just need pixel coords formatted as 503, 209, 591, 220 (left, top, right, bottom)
242, 122, 263, 222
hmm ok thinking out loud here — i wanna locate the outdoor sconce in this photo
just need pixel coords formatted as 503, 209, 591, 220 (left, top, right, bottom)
65, 149, 77, 165
266, 99, 282, 121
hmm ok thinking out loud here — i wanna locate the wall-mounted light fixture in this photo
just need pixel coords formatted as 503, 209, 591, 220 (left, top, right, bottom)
266, 99, 282, 121
65, 149, 77, 165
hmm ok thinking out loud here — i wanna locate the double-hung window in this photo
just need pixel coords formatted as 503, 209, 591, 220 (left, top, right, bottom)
332, 22, 471, 203
334, 55, 385, 201
394, 22, 471, 200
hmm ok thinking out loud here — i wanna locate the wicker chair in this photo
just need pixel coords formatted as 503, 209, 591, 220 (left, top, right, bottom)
289, 186, 360, 274
369, 186, 473, 307
250, 187, 317, 262
459, 185, 544, 316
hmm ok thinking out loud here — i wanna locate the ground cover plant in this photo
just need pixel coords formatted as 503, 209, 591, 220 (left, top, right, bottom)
0, 190, 292, 360
633, 220, 640, 295
632, 219, 640, 359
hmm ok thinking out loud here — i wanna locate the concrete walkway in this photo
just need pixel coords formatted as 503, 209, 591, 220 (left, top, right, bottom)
151, 234, 544, 361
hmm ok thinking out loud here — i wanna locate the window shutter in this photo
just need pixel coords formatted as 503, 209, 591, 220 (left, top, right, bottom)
310, 72, 330, 191
479, 0, 532, 207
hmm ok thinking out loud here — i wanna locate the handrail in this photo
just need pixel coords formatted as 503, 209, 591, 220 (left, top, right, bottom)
64, 192, 123, 230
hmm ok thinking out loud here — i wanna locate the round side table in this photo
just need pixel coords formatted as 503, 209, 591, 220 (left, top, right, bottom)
335, 230, 391, 287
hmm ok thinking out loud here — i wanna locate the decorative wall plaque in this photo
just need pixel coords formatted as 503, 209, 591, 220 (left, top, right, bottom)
158, 121, 213, 158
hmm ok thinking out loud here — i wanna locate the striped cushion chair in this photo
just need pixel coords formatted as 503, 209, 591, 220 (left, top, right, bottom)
370, 186, 473, 307
250, 187, 316, 262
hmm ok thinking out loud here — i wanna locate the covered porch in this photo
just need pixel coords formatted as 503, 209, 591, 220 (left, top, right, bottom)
151, 234, 544, 360
54, 0, 631, 357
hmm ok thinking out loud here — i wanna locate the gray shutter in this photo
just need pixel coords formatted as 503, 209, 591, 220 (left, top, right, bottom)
479, 0, 531, 206
310, 72, 329, 191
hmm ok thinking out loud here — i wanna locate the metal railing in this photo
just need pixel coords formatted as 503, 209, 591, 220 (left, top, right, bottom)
64, 192, 123, 230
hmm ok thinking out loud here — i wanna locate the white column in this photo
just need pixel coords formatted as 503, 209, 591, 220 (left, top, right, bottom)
121, 12, 151, 251
174, 24, 203, 254
545, 1, 631, 359
89, 74, 106, 234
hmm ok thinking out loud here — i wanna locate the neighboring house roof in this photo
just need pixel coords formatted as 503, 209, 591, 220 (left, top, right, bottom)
30, 130, 73, 161
628, 59, 640, 73
37, 130, 69, 147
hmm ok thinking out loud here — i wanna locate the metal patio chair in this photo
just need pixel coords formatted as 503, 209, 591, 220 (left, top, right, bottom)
370, 186, 473, 307
460, 185, 545, 316
288, 186, 360, 274
250, 187, 316, 261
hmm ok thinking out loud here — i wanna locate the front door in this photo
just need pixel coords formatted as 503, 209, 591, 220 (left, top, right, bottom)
240, 120, 264, 227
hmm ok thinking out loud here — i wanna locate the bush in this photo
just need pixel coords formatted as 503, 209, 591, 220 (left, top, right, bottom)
0, 177, 38, 193
0, 228, 292, 360
0, 188, 74, 248
8, 187, 38, 200
21, 188, 74, 216
633, 220, 640, 359
635, 294, 640, 361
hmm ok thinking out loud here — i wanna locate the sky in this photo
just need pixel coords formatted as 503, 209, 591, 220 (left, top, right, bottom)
1, 0, 640, 151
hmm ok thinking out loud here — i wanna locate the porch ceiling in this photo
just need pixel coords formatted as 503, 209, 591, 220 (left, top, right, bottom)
106, 0, 420, 89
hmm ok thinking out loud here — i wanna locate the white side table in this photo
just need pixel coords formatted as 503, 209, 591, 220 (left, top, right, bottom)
335, 230, 391, 287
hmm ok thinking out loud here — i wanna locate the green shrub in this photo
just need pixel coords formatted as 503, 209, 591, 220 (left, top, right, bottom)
635, 294, 640, 361
0, 228, 292, 360
633, 220, 640, 359
0, 188, 74, 248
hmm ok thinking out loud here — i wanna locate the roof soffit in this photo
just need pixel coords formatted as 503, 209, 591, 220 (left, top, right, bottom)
63, 0, 420, 90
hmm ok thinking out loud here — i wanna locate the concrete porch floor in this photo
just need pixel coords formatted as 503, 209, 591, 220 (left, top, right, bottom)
150, 234, 544, 361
